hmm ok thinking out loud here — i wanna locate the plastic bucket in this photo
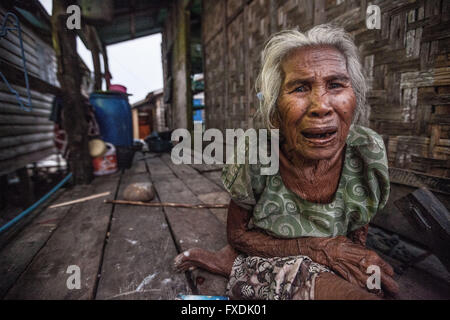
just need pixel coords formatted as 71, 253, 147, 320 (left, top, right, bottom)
109, 84, 127, 94
116, 146, 135, 169
92, 143, 118, 176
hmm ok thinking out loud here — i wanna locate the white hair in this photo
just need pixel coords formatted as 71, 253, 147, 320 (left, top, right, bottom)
255, 24, 367, 129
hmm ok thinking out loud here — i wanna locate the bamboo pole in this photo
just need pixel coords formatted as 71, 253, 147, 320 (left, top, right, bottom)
105, 199, 229, 209
49, 191, 111, 208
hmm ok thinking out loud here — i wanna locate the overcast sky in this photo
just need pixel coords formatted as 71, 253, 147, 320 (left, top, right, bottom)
39, 0, 163, 104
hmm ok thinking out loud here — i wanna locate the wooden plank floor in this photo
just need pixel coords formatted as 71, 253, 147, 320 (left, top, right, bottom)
95, 160, 190, 300
148, 155, 228, 295
0, 186, 85, 298
4, 172, 122, 299
0, 152, 228, 299
1, 151, 448, 299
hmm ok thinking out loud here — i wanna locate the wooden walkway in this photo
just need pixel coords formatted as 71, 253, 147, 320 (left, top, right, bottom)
0, 151, 448, 299
0, 152, 229, 299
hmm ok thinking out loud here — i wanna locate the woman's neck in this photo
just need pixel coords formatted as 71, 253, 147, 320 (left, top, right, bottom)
279, 144, 345, 203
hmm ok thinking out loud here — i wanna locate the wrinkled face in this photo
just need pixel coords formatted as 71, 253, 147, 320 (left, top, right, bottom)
277, 45, 356, 161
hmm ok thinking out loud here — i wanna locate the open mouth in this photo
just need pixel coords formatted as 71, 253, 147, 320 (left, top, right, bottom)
301, 126, 338, 144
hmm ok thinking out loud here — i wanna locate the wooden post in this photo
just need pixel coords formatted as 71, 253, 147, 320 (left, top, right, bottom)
51, 0, 92, 184
169, 0, 193, 131
0, 174, 8, 214
16, 167, 34, 207
86, 26, 102, 91
101, 43, 111, 90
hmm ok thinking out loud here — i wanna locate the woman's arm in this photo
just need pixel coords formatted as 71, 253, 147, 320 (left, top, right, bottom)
226, 200, 398, 295
226, 199, 303, 257
227, 199, 366, 258
347, 224, 369, 246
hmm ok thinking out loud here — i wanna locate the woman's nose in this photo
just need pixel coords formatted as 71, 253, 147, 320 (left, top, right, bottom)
308, 95, 333, 119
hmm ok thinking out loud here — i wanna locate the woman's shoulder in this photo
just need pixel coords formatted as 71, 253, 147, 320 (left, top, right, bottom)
221, 138, 269, 209
221, 137, 265, 187
346, 125, 388, 166
343, 125, 390, 230
346, 125, 385, 149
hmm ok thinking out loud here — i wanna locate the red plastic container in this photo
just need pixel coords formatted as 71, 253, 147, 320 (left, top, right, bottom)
92, 143, 118, 176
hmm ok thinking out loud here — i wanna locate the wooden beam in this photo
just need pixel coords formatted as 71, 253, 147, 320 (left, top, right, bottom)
389, 167, 450, 195
101, 43, 111, 89
130, 13, 136, 39
51, 0, 92, 184
112, 5, 167, 19
394, 188, 450, 270
105, 199, 229, 209
16, 166, 34, 207
85, 26, 102, 91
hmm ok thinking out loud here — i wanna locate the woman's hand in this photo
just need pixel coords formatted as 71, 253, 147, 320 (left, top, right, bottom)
227, 200, 398, 296
347, 224, 369, 246
302, 235, 399, 296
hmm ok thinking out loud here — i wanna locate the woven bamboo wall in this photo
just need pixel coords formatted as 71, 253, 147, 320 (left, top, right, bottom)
202, 0, 450, 178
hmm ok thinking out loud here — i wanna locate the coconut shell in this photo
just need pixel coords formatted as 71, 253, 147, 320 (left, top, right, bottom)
122, 182, 155, 202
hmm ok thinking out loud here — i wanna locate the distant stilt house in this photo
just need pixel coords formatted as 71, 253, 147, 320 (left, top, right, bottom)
131, 88, 168, 140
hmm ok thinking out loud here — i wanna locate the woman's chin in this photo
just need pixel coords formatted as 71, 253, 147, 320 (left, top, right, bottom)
293, 143, 343, 161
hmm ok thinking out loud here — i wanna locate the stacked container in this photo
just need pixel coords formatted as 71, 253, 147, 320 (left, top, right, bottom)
90, 91, 135, 169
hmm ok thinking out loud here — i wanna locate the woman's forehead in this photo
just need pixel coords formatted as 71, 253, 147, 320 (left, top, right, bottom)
281, 46, 348, 80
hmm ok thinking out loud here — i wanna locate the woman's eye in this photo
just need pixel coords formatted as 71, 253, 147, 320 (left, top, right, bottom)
293, 86, 307, 93
329, 82, 344, 89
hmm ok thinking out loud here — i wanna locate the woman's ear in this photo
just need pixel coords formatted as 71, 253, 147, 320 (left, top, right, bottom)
270, 108, 281, 129
270, 108, 287, 145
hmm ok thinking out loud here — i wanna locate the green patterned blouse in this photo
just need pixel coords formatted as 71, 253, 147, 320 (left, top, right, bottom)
221, 125, 390, 238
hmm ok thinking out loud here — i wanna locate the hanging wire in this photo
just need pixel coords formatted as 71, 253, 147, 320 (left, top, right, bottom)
0, 11, 32, 111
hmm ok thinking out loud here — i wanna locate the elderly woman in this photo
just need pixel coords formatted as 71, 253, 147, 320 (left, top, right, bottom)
174, 24, 399, 300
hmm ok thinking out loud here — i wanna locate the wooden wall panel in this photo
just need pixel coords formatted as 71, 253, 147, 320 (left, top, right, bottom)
245, 0, 271, 129
203, 0, 225, 45
275, 0, 314, 31
204, 31, 226, 131
226, 13, 247, 129
227, 0, 245, 20
202, 0, 450, 178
